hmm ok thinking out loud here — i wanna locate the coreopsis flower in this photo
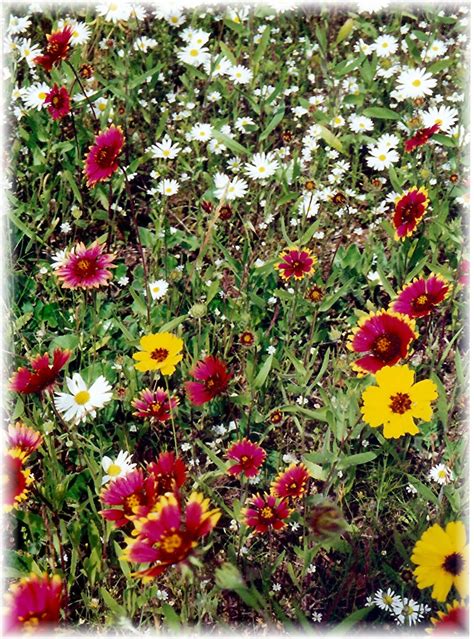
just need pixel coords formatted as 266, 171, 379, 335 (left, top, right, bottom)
361, 365, 438, 438
185, 356, 232, 406
271, 463, 310, 500
7, 422, 43, 458
54, 373, 113, 424
411, 521, 468, 602
132, 388, 179, 423
44, 84, 71, 120
147, 452, 187, 495
404, 125, 440, 153
347, 311, 417, 374
55, 242, 116, 289
34, 25, 73, 72
390, 275, 452, 318
100, 469, 156, 527
132, 332, 184, 375
244, 493, 291, 533
275, 247, 316, 281
101, 450, 136, 485
429, 600, 467, 635
122, 492, 221, 580
4, 450, 32, 511
9, 348, 70, 394
226, 439, 266, 478
84, 125, 124, 187
4, 573, 63, 633
392, 186, 429, 240
239, 331, 255, 347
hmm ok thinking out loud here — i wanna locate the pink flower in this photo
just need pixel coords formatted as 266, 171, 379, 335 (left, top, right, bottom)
226, 439, 266, 478
244, 493, 291, 533
132, 388, 179, 423
55, 241, 116, 289
5, 573, 64, 633
44, 84, 70, 120
84, 126, 124, 187
100, 469, 156, 528
184, 356, 232, 406
275, 247, 316, 281
390, 275, 452, 318
8, 422, 43, 458
9, 349, 70, 395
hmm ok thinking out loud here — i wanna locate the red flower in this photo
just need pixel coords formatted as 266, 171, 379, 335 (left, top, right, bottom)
5, 573, 63, 633
404, 125, 439, 153
275, 247, 316, 281
185, 356, 232, 406
147, 452, 187, 495
239, 331, 255, 346
391, 275, 452, 318
393, 187, 430, 240
9, 348, 70, 395
84, 126, 124, 187
44, 84, 70, 120
55, 241, 116, 289
271, 463, 310, 500
8, 422, 43, 458
244, 493, 291, 533
34, 26, 73, 72
132, 388, 179, 423
347, 311, 417, 374
430, 600, 467, 635
226, 439, 266, 478
4, 451, 32, 511
100, 469, 156, 528
122, 492, 221, 580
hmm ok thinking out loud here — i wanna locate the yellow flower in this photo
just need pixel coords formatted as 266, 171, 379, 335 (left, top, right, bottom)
411, 522, 468, 602
133, 332, 183, 374
361, 364, 438, 438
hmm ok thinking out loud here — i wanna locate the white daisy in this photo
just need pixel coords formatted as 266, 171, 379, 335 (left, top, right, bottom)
158, 178, 179, 196
182, 29, 210, 48
189, 123, 213, 142
58, 19, 91, 45
214, 173, 249, 200
422, 39, 447, 60
391, 597, 424, 626
235, 116, 255, 133
429, 463, 452, 485
228, 65, 253, 85
203, 55, 233, 77
374, 588, 402, 612
177, 44, 210, 67
22, 82, 50, 110
348, 114, 374, 133
396, 67, 437, 99
244, 152, 279, 180
148, 279, 169, 300
149, 135, 181, 160
366, 146, 399, 170
421, 105, 458, 132
374, 34, 398, 57
54, 373, 113, 424
332, 114, 345, 128
96, 2, 132, 23
7, 15, 32, 35
101, 450, 136, 485
18, 38, 42, 67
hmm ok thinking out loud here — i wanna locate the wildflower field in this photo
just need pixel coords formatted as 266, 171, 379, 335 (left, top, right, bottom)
4, 1, 469, 634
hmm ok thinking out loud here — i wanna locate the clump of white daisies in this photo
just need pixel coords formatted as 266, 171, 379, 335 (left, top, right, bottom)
366, 588, 430, 627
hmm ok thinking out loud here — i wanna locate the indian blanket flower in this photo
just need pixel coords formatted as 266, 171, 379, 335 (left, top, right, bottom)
271, 463, 310, 500
244, 493, 291, 533
347, 311, 417, 374
8, 422, 43, 458
392, 186, 430, 240
54, 373, 113, 424
132, 388, 179, 423
411, 521, 468, 602
147, 452, 187, 495
275, 247, 316, 281
5, 573, 64, 633
84, 125, 124, 187
429, 600, 467, 635
390, 275, 452, 318
185, 355, 232, 406
404, 124, 440, 153
44, 84, 70, 120
34, 25, 73, 71
122, 492, 221, 581
226, 439, 266, 478
100, 469, 156, 527
361, 365, 438, 438
4, 450, 32, 511
133, 332, 184, 375
55, 241, 116, 289
9, 348, 70, 395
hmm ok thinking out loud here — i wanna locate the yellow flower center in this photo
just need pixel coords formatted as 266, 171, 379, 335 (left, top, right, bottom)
162, 533, 182, 553
190, 49, 199, 57
389, 392, 412, 414
74, 390, 90, 405
378, 154, 387, 161
261, 506, 274, 519
412, 79, 422, 87
39, 92, 47, 100
258, 166, 266, 173
107, 463, 122, 476
163, 150, 170, 157
126, 494, 140, 510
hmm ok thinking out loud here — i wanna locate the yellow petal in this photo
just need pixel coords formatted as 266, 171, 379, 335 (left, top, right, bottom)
411, 379, 438, 402
375, 364, 414, 393
383, 414, 418, 438
445, 521, 466, 551
453, 571, 468, 598
431, 571, 454, 602
410, 401, 433, 421
361, 387, 391, 427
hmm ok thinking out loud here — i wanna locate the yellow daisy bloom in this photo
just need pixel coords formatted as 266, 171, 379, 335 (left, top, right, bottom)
132, 332, 183, 374
411, 522, 468, 602
361, 364, 438, 438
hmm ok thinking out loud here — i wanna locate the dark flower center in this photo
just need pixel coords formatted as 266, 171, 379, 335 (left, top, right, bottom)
443, 552, 465, 576
151, 348, 168, 362
96, 146, 116, 168
47, 42, 60, 54
372, 333, 401, 362
75, 258, 96, 277
205, 376, 218, 390
389, 392, 412, 414
412, 293, 432, 312
52, 95, 60, 106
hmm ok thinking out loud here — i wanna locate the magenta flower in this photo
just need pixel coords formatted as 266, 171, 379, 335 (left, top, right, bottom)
5, 573, 64, 633
132, 388, 179, 423
55, 241, 116, 289
9, 348, 70, 395
275, 247, 316, 281
44, 84, 70, 120
391, 275, 452, 318
185, 356, 232, 406
84, 126, 124, 187
226, 438, 266, 478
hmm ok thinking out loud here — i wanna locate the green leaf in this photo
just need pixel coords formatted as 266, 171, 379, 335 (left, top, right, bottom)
338, 452, 377, 468
50, 334, 79, 350
160, 603, 181, 630
254, 25, 271, 64
428, 58, 452, 74
253, 355, 273, 389
259, 107, 285, 142
335, 18, 354, 45
281, 405, 328, 422
388, 166, 404, 193
363, 106, 401, 120
405, 475, 438, 505
211, 129, 251, 156
328, 606, 372, 634
432, 133, 457, 148
100, 588, 126, 617
319, 125, 345, 154
219, 42, 236, 66
158, 314, 188, 333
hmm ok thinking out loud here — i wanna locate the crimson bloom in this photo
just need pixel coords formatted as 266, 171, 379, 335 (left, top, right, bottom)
147, 452, 187, 495
132, 388, 179, 423
391, 275, 452, 318
5, 573, 63, 633
4, 451, 32, 511
275, 247, 316, 281
122, 492, 221, 581
226, 439, 266, 478
9, 348, 70, 395
393, 186, 430, 240
84, 126, 124, 187
8, 422, 43, 458
271, 463, 310, 500
185, 356, 232, 406
44, 84, 70, 120
34, 25, 73, 72
404, 124, 440, 153
347, 311, 417, 374
244, 493, 291, 533
55, 241, 116, 289
100, 469, 156, 528
430, 600, 467, 635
